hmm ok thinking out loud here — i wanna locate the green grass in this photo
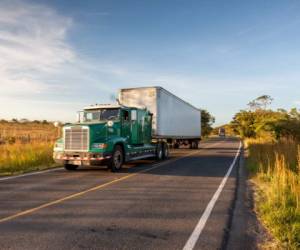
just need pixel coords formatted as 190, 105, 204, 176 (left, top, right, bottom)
0, 142, 57, 176
246, 138, 300, 249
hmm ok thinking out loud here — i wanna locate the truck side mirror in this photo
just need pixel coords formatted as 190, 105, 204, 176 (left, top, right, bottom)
76, 112, 81, 123
53, 121, 60, 127
131, 110, 137, 121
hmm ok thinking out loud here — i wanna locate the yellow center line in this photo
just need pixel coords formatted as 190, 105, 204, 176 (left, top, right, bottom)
0, 141, 222, 224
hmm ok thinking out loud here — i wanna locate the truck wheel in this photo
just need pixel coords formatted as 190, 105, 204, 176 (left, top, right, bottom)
64, 164, 78, 171
162, 143, 169, 159
109, 145, 124, 172
156, 143, 163, 161
190, 140, 199, 149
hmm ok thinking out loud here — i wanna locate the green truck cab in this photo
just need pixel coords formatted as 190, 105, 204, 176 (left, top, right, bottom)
53, 104, 168, 172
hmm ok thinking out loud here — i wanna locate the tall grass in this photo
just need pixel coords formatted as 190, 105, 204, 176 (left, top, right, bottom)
0, 122, 59, 143
246, 138, 300, 249
0, 142, 55, 175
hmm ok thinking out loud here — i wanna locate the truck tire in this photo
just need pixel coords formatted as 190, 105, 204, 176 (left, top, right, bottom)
190, 140, 199, 149
162, 142, 169, 159
64, 164, 78, 171
109, 145, 124, 172
156, 143, 163, 161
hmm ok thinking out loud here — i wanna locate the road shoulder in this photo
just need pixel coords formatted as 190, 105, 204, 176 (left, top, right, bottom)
225, 147, 272, 250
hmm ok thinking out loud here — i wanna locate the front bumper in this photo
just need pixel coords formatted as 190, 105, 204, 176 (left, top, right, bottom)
53, 151, 112, 166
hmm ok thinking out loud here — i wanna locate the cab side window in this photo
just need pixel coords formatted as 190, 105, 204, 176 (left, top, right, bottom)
123, 110, 129, 121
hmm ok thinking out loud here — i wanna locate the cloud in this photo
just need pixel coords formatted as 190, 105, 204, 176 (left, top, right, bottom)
0, 0, 137, 121
0, 0, 129, 102
0, 0, 75, 96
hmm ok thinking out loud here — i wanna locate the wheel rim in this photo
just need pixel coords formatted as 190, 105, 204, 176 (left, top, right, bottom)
164, 146, 168, 157
158, 148, 162, 159
113, 150, 122, 169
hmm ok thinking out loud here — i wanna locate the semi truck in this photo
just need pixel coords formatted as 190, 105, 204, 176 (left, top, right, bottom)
53, 86, 201, 172
218, 127, 226, 137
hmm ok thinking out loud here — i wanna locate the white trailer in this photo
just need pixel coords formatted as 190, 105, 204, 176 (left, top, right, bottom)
119, 86, 201, 148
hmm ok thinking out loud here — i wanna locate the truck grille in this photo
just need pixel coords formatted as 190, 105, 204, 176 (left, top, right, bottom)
64, 126, 89, 151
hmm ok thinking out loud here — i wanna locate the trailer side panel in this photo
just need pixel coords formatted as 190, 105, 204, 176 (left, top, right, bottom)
119, 86, 201, 139
156, 88, 201, 138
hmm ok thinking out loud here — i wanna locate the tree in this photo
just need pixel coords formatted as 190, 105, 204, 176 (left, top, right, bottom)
231, 110, 256, 138
201, 110, 215, 137
257, 95, 273, 109
247, 100, 261, 111
248, 95, 273, 110
230, 106, 300, 140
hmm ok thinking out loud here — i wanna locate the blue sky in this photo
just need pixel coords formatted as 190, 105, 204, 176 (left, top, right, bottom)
0, 0, 300, 125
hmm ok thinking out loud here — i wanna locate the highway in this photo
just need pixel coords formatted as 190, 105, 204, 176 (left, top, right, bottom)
0, 138, 242, 250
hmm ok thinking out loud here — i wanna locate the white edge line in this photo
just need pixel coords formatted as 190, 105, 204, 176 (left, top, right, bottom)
0, 140, 221, 182
183, 141, 242, 250
0, 167, 63, 181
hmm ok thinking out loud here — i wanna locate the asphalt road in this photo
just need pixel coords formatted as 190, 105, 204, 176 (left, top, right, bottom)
0, 138, 241, 250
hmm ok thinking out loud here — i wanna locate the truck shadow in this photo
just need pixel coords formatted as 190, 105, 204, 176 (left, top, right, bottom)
75, 152, 239, 178
72, 138, 241, 177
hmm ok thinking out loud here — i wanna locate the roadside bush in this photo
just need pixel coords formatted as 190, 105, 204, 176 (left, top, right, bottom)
231, 109, 300, 140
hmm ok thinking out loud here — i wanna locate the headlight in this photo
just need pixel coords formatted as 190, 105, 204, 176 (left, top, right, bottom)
92, 143, 108, 149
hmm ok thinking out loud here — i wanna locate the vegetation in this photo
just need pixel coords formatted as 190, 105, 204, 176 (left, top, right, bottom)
246, 139, 300, 249
0, 120, 60, 176
230, 96, 300, 249
0, 119, 59, 144
231, 103, 300, 141
201, 109, 215, 137
0, 142, 56, 175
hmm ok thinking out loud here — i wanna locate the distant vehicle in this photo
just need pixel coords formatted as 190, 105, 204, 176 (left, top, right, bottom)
218, 127, 226, 137
53, 86, 202, 172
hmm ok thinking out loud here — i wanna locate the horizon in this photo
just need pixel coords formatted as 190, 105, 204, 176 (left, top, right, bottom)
1, 0, 300, 126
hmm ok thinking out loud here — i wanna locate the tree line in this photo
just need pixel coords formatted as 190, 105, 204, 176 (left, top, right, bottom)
230, 95, 300, 140
0, 119, 50, 124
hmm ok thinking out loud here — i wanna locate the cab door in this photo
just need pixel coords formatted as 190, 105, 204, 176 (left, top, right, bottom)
130, 110, 139, 145
121, 110, 131, 143
121, 109, 140, 145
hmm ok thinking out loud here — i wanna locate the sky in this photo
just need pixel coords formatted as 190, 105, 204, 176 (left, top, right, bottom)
0, 0, 300, 125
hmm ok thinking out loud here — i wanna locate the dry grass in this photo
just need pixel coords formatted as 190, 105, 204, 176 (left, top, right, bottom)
0, 122, 60, 176
0, 142, 56, 176
0, 122, 59, 143
246, 138, 300, 249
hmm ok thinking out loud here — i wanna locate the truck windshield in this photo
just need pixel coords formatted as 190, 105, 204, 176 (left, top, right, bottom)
79, 109, 120, 123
